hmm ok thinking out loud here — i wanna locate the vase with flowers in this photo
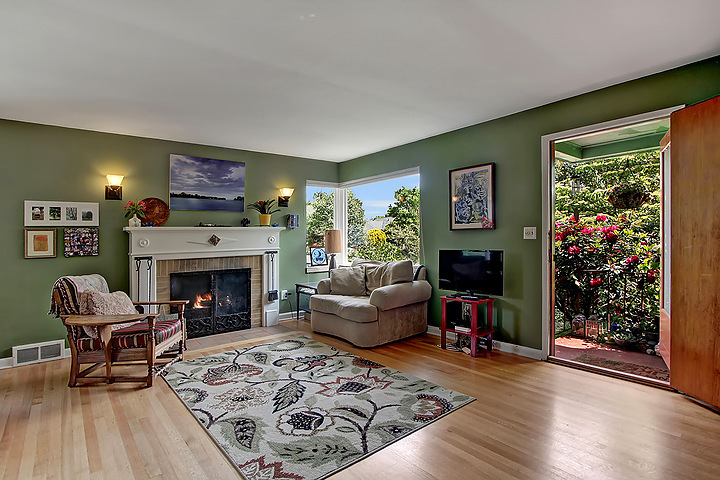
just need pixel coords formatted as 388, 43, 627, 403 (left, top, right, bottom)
247, 199, 280, 226
124, 199, 146, 227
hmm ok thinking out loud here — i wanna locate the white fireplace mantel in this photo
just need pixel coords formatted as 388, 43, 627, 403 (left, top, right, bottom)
124, 226, 284, 259
124, 226, 285, 326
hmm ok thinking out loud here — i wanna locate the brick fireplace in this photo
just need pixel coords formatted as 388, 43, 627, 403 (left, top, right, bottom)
124, 226, 284, 327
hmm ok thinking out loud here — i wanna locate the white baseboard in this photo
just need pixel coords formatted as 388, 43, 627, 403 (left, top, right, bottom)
0, 357, 11, 369
279, 311, 311, 322
426, 326, 542, 360
0, 348, 71, 370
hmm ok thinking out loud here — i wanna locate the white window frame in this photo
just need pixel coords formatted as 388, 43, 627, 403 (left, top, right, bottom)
306, 167, 420, 273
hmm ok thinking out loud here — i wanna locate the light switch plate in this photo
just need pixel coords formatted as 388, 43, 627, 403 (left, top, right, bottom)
523, 226, 537, 240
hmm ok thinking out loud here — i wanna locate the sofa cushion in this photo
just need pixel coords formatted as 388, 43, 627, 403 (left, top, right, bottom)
365, 259, 414, 294
330, 266, 366, 296
310, 295, 378, 323
79, 290, 140, 338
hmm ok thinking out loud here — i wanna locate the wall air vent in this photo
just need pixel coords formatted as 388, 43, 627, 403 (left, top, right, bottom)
12, 339, 65, 367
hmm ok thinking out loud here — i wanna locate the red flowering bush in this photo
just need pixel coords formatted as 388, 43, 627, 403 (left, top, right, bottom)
555, 210, 660, 338
554, 152, 661, 340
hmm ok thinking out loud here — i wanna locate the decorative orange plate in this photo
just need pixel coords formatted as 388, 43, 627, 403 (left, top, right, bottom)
141, 197, 170, 226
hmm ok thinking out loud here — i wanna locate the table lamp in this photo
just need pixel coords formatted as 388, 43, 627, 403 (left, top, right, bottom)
324, 229, 342, 272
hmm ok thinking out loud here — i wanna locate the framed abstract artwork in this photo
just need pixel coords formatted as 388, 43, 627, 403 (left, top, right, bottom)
449, 163, 495, 230
63, 227, 99, 257
169, 154, 246, 212
24, 228, 57, 258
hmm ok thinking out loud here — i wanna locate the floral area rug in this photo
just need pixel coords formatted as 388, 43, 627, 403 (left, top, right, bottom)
163, 337, 474, 480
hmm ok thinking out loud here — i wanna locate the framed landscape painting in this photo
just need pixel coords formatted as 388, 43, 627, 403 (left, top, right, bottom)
169, 154, 245, 212
449, 162, 495, 230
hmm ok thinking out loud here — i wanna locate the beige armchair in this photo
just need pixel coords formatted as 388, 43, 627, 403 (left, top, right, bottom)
310, 260, 432, 347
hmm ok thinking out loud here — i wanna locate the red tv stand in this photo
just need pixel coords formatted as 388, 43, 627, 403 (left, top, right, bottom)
440, 295, 495, 356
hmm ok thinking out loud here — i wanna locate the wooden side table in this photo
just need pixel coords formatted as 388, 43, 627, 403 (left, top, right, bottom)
64, 314, 148, 382
440, 296, 495, 356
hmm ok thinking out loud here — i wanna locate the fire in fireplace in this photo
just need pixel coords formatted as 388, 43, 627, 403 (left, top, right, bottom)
170, 268, 251, 338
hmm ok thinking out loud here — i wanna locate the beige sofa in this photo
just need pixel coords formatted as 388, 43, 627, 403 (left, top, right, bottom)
310, 259, 432, 347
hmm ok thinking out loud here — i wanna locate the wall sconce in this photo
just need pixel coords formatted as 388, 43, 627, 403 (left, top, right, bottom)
278, 187, 294, 207
105, 174, 124, 200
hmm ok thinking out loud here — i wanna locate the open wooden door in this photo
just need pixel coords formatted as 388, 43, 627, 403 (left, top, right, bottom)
669, 95, 720, 409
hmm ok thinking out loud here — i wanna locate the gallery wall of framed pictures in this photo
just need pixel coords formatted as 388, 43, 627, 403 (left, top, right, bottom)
23, 200, 101, 259
24, 200, 99, 226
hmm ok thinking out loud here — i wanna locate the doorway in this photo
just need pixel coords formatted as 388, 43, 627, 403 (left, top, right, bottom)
540, 107, 682, 383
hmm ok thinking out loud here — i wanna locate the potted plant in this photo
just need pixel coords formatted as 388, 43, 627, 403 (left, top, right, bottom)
124, 199, 146, 227
247, 199, 280, 226
607, 182, 650, 209
612, 330, 639, 348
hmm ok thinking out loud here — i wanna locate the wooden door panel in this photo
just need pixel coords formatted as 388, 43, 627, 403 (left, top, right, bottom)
670, 95, 720, 408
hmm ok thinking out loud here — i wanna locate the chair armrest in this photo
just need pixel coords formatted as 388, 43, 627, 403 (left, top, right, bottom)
369, 281, 432, 311
317, 279, 331, 294
133, 300, 189, 306
134, 300, 189, 318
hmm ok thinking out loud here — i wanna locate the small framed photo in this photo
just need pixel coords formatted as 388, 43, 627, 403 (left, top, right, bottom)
25, 228, 57, 258
310, 247, 328, 266
449, 162, 495, 230
24, 201, 99, 226
65, 206, 77, 222
31, 205, 45, 221
64, 227, 99, 257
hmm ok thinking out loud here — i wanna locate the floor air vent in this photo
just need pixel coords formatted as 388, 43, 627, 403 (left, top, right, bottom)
12, 339, 65, 367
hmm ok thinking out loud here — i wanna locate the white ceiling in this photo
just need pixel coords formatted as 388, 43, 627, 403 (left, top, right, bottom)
2, 1, 720, 162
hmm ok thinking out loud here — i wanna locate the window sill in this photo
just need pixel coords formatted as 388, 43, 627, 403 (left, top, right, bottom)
305, 265, 330, 274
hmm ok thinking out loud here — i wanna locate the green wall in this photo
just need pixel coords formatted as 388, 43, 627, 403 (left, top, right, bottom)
0, 121, 337, 359
3, 56, 720, 359
339, 56, 720, 350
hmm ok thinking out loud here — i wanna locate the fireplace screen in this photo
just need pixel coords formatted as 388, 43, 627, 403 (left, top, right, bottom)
170, 268, 251, 338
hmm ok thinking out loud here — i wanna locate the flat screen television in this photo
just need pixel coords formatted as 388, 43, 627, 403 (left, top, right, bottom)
438, 249, 504, 296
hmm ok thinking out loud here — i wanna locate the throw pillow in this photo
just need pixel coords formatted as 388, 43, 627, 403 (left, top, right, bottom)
79, 289, 140, 338
365, 259, 414, 293
330, 266, 366, 296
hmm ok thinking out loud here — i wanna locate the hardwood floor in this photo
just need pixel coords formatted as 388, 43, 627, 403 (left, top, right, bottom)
2, 319, 719, 479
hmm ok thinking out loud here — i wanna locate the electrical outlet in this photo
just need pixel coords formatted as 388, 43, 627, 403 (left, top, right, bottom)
281, 290, 288, 300
523, 226, 537, 240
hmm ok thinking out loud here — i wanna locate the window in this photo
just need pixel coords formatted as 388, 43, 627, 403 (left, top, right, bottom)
346, 174, 420, 263
305, 185, 337, 270
306, 168, 420, 272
